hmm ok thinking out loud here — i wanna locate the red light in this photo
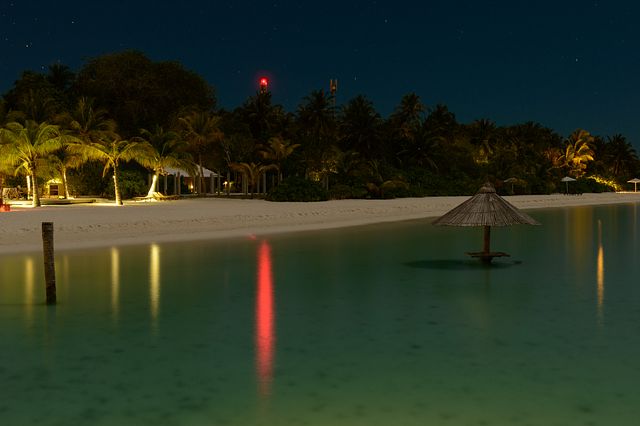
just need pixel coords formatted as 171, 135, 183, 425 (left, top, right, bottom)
256, 240, 275, 397
259, 77, 268, 88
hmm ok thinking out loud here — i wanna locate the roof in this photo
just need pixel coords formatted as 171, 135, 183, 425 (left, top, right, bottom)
432, 182, 540, 227
164, 166, 219, 177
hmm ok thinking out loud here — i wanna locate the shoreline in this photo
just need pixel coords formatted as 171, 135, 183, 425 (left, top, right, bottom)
1, 193, 639, 255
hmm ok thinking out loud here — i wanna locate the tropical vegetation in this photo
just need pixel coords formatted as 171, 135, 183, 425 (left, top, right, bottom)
1, 50, 639, 206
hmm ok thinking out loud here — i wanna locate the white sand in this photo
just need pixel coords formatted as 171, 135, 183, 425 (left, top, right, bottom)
1, 193, 639, 254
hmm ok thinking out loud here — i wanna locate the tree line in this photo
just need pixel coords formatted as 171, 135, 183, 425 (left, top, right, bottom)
1, 50, 639, 207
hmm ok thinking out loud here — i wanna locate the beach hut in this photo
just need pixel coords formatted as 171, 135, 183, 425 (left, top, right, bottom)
627, 178, 640, 192
432, 182, 540, 263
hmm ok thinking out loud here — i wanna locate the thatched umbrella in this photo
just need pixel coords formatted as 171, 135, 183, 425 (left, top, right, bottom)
503, 177, 518, 193
627, 178, 640, 192
561, 176, 576, 194
432, 182, 540, 263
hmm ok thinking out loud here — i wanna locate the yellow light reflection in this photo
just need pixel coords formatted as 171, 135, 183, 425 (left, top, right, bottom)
150, 244, 161, 328
25, 257, 34, 321
111, 247, 120, 320
596, 220, 604, 325
255, 240, 275, 398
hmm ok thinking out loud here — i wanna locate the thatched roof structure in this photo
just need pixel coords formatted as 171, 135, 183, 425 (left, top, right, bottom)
432, 182, 539, 227
432, 182, 539, 263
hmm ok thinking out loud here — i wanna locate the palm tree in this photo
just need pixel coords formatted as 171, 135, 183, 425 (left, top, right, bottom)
468, 119, 498, 165
46, 63, 75, 93
339, 95, 382, 160
70, 134, 153, 205
0, 100, 25, 207
0, 120, 65, 207
179, 110, 223, 194
296, 90, 337, 182
48, 143, 85, 199
604, 134, 639, 178
388, 93, 425, 165
560, 129, 595, 178
136, 126, 193, 197
258, 136, 300, 183
59, 97, 117, 143
389, 93, 424, 139
230, 162, 276, 198
0, 99, 25, 125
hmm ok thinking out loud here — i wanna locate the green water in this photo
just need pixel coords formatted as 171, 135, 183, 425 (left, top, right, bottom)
1, 203, 639, 425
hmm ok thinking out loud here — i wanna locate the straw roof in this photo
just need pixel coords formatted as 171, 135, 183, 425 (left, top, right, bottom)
432, 182, 540, 227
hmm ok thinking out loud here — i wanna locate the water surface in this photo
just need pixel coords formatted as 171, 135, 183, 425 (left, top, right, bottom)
1, 203, 639, 425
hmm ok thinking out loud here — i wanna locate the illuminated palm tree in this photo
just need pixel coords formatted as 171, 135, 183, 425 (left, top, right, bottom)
0, 100, 24, 206
70, 134, 153, 205
468, 119, 498, 164
560, 129, 595, 177
48, 143, 85, 199
0, 120, 64, 207
136, 126, 193, 197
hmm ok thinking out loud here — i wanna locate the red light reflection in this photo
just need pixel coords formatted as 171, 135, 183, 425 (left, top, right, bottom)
256, 240, 275, 396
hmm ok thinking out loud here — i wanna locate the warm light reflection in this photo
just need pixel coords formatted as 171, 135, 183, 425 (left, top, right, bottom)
61, 254, 70, 294
25, 257, 34, 321
597, 220, 604, 324
255, 240, 275, 397
150, 244, 161, 328
111, 247, 120, 320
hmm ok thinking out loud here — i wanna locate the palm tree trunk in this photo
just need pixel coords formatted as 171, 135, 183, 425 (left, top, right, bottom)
113, 170, 123, 206
31, 169, 41, 207
62, 168, 70, 199
26, 175, 32, 200
147, 173, 159, 197
198, 153, 204, 196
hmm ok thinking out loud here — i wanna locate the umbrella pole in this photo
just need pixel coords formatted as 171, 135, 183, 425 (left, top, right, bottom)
483, 225, 491, 255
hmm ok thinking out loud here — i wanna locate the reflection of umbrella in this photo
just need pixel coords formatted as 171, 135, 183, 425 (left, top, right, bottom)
628, 178, 640, 192
433, 182, 540, 263
561, 176, 576, 194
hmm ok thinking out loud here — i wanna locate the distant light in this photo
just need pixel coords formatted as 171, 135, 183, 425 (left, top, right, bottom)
259, 77, 269, 92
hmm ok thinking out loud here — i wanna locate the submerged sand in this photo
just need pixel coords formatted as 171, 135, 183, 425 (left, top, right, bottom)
1, 193, 639, 254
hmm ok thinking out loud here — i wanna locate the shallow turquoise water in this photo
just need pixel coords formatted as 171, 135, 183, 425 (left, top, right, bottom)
1, 203, 639, 425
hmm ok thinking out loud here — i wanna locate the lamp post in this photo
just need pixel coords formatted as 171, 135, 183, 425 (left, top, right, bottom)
259, 77, 268, 94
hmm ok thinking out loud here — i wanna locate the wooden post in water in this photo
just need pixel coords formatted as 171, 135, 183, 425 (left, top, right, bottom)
42, 222, 56, 304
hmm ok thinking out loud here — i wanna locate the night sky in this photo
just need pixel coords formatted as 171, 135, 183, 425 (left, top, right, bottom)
2, 1, 639, 150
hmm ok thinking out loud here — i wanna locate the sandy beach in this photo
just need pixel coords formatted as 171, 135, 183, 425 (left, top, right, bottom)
1, 192, 638, 254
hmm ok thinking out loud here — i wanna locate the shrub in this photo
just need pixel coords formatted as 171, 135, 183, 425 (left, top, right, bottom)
105, 169, 148, 199
380, 180, 410, 199
329, 184, 368, 200
266, 176, 329, 202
